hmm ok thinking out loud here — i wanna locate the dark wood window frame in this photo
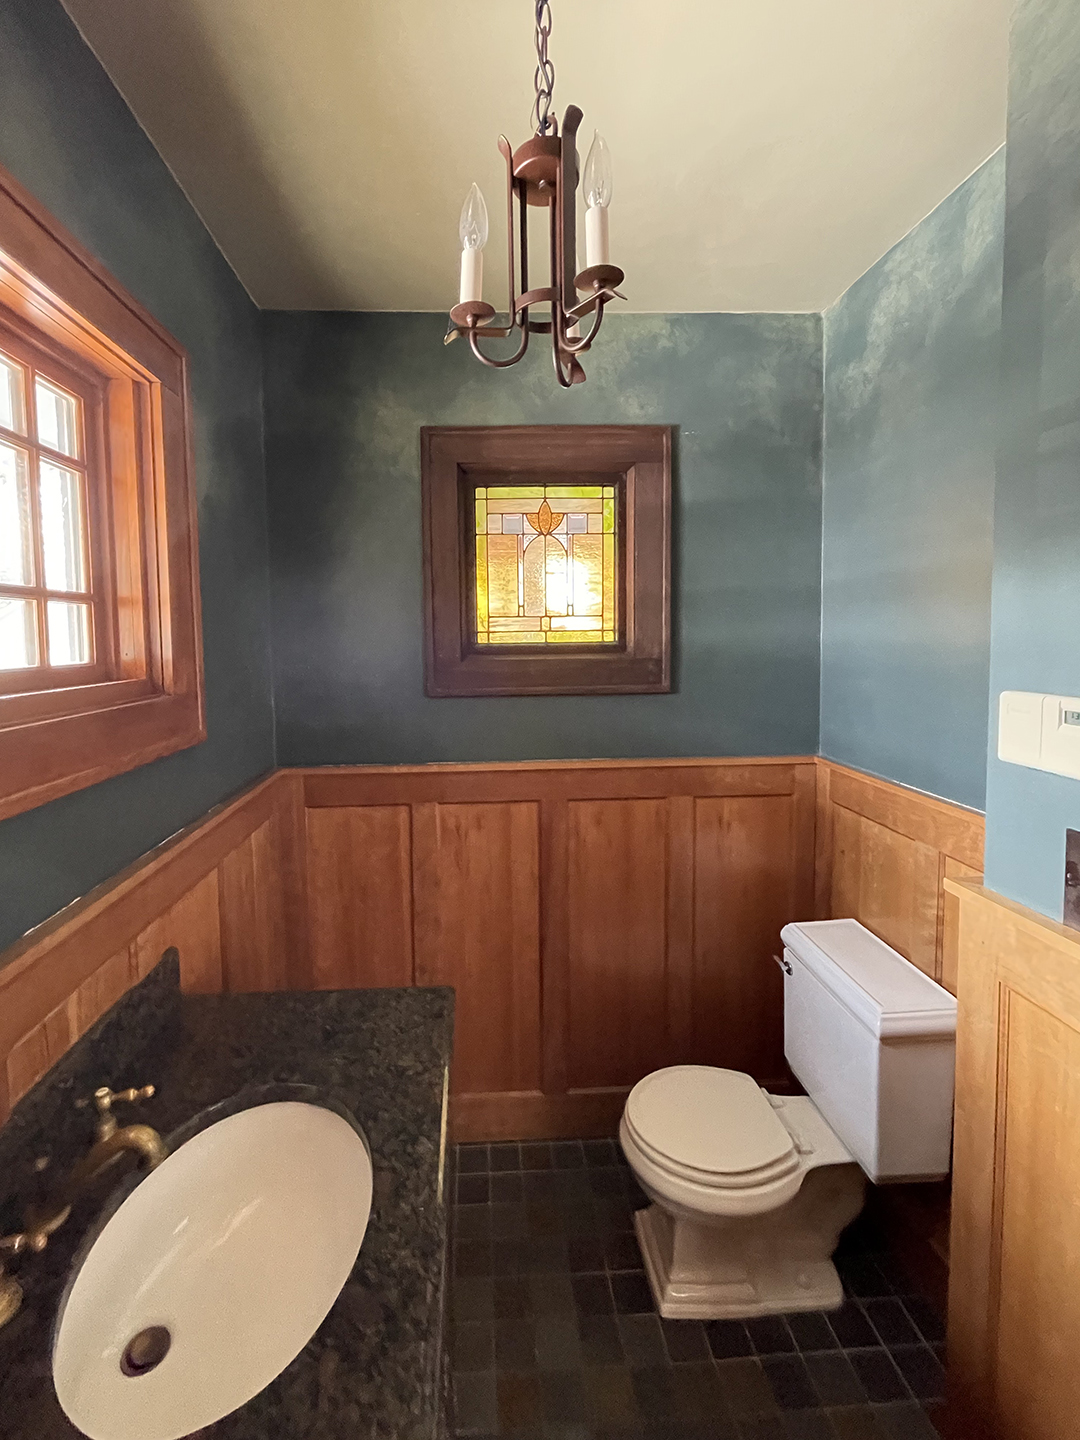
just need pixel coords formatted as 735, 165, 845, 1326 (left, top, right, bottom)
0, 162, 204, 821
421, 425, 671, 697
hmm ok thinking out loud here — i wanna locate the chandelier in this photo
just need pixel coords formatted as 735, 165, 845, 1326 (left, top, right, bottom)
446, 0, 625, 386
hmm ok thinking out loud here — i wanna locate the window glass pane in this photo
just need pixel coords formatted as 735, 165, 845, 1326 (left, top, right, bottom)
0, 441, 33, 585
0, 595, 38, 669
0, 354, 27, 434
474, 484, 617, 645
46, 600, 92, 665
35, 377, 81, 458
40, 460, 88, 593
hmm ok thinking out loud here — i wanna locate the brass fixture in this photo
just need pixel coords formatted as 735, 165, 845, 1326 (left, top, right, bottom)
0, 1084, 166, 1329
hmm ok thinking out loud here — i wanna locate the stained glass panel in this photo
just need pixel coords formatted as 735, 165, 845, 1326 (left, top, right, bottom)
474, 484, 617, 645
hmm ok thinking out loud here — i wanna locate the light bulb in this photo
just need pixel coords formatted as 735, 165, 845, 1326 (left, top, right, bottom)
458, 183, 489, 251
583, 132, 612, 209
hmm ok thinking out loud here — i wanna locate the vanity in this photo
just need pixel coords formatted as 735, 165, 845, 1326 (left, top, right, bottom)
0, 954, 455, 1440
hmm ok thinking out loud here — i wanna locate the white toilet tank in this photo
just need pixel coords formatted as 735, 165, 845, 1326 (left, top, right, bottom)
780, 919, 957, 1184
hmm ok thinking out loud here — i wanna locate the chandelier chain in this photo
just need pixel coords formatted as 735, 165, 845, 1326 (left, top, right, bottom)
531, 0, 556, 135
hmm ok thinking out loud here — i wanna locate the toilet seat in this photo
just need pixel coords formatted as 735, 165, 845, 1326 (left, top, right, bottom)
623, 1066, 801, 1191
620, 1066, 854, 1219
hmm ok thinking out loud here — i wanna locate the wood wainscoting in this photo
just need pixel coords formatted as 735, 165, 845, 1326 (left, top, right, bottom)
0, 770, 305, 1124
816, 761, 984, 995
946, 881, 1080, 1440
299, 758, 817, 1141
0, 756, 984, 1150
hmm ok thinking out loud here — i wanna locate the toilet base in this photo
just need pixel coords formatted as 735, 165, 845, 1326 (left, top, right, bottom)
633, 1162, 866, 1320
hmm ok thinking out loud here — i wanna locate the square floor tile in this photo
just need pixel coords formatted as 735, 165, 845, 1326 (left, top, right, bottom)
489, 1143, 522, 1172
746, 1317, 797, 1356
786, 1312, 839, 1353
707, 1321, 755, 1360
618, 1313, 668, 1369
611, 1271, 655, 1315
573, 1272, 616, 1315
760, 1355, 819, 1410
889, 1346, 946, 1402
661, 1318, 711, 1363
458, 1145, 490, 1174
496, 1369, 543, 1432
861, 1299, 921, 1349
580, 1312, 626, 1365
847, 1350, 908, 1404
804, 1352, 867, 1407
494, 1316, 537, 1370
535, 1313, 584, 1371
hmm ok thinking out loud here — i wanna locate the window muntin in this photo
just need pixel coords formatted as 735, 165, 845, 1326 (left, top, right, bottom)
0, 343, 99, 682
473, 483, 618, 645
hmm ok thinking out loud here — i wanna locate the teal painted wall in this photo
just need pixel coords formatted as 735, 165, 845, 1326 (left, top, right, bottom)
820, 153, 1003, 811
0, 0, 275, 953
984, 0, 1080, 918
262, 312, 823, 765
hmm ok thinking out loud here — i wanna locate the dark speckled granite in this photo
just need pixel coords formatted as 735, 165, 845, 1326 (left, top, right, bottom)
0, 956, 454, 1439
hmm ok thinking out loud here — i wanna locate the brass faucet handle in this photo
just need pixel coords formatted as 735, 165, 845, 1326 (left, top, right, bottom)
93, 1085, 155, 1116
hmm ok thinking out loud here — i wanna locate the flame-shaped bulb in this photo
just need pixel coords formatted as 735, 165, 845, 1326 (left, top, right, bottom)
583, 132, 613, 209
458, 183, 489, 250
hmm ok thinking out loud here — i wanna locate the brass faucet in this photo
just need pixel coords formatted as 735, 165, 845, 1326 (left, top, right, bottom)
0, 1085, 167, 1329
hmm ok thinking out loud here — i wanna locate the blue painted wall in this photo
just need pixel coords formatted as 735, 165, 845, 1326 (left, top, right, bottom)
820, 153, 1004, 811
0, 0, 275, 953
983, 0, 1080, 918
262, 312, 823, 765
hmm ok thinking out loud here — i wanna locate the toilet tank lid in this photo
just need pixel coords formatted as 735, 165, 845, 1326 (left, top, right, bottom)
780, 919, 957, 1040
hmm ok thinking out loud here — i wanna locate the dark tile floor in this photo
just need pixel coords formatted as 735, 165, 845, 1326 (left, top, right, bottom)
450, 1139, 946, 1440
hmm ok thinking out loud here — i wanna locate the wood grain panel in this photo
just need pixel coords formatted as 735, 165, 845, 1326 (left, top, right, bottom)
305, 806, 412, 989
941, 857, 981, 997
831, 806, 941, 977
691, 794, 795, 1081
413, 802, 541, 1098
218, 817, 289, 993
819, 760, 985, 991
134, 872, 221, 992
566, 798, 670, 1090
947, 880, 1080, 1440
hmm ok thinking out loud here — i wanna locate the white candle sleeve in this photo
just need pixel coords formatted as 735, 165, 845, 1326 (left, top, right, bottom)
584, 206, 610, 269
459, 248, 483, 304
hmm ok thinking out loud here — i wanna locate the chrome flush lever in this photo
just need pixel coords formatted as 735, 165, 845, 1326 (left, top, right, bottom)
773, 953, 792, 976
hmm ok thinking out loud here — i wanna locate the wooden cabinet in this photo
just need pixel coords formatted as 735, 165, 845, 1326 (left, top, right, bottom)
947, 880, 1080, 1440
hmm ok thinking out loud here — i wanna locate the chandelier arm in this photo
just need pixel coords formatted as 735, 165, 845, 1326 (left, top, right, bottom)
467, 319, 530, 369
560, 299, 605, 353
499, 137, 518, 320
558, 105, 583, 315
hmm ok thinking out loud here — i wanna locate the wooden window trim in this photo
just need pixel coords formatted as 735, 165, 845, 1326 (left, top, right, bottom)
421, 425, 671, 697
0, 162, 204, 821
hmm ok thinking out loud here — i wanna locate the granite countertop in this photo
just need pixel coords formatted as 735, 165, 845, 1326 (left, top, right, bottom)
0, 956, 455, 1439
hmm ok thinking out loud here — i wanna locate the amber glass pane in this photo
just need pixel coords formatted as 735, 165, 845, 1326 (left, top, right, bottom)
474, 483, 616, 645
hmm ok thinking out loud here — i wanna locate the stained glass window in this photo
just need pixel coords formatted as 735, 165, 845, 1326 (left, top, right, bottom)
474, 484, 617, 645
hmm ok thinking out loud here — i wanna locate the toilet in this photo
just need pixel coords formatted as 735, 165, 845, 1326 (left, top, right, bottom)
619, 918, 958, 1320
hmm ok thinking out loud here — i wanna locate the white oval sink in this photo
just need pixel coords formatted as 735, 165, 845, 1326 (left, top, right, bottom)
53, 1100, 373, 1440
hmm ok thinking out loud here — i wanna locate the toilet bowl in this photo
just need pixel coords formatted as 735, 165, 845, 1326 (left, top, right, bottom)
619, 919, 958, 1320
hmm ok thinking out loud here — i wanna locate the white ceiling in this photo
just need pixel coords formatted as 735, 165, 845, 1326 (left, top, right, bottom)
61, 0, 1010, 313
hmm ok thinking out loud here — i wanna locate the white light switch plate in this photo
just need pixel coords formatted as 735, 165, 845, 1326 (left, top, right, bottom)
998, 691, 1080, 781
1040, 695, 1080, 781
998, 691, 1044, 768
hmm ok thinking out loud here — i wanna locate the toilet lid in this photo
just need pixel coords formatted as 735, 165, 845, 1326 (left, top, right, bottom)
624, 1066, 798, 1182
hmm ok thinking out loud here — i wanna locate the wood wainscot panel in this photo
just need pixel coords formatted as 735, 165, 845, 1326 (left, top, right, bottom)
692, 793, 801, 1083
565, 797, 672, 1090
0, 771, 297, 1122
816, 760, 986, 1307
306, 805, 413, 989
297, 758, 817, 1141
413, 801, 543, 1102
817, 760, 984, 991
947, 880, 1080, 1440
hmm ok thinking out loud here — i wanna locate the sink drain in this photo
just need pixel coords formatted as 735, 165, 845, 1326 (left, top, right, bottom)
120, 1326, 171, 1377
